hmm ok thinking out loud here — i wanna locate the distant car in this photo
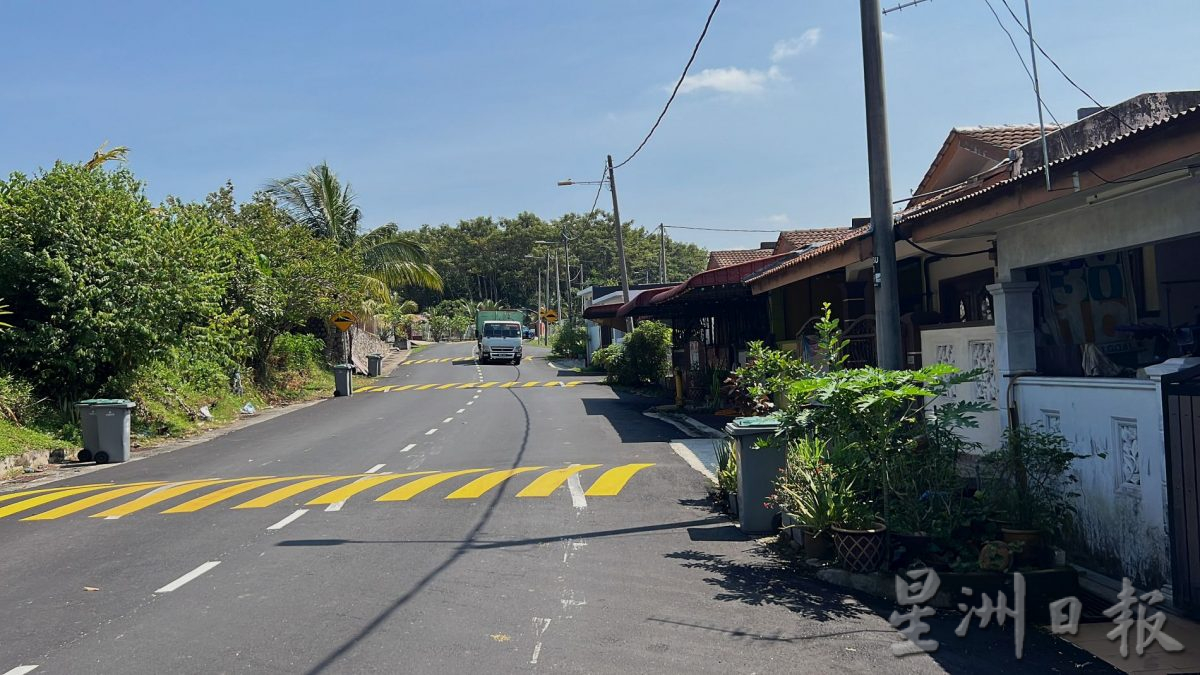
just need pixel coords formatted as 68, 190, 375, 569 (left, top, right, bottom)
523, 327, 535, 340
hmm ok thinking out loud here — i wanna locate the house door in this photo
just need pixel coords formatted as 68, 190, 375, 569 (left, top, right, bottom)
1164, 374, 1200, 616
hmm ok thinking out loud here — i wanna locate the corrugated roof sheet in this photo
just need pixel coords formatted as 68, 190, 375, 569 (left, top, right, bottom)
706, 248, 774, 269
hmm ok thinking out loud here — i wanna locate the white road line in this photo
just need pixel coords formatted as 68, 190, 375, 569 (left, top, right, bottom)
324, 501, 345, 512
567, 471, 588, 510
442, 417, 453, 424
466, 401, 474, 406
155, 561, 221, 593
267, 509, 308, 531
530, 617, 551, 664
3, 667, 40, 675
400, 443, 417, 453
366, 464, 386, 474
456, 408, 466, 414
425, 428, 438, 435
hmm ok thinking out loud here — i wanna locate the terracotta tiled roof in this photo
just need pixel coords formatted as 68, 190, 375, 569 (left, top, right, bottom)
706, 248, 774, 269
653, 253, 795, 305
900, 104, 1200, 224
957, 124, 1057, 149
744, 227, 871, 284
779, 228, 851, 249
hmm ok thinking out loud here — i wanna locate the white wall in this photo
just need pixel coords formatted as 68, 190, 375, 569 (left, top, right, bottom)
1014, 376, 1170, 589
920, 324, 1001, 453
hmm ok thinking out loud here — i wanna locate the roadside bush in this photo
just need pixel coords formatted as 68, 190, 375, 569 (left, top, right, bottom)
613, 320, 672, 385
592, 343, 624, 380
270, 332, 325, 372
551, 324, 587, 359
0, 372, 41, 425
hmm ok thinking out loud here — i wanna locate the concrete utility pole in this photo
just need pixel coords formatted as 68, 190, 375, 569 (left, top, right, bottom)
860, 0, 903, 370
659, 223, 667, 283
545, 251, 551, 345
554, 249, 562, 326
607, 154, 633, 332
563, 231, 572, 324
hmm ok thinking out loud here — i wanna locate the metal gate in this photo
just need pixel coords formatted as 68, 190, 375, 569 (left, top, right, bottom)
1162, 367, 1200, 616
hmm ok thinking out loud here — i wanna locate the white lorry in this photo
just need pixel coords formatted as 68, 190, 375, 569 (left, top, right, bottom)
476, 310, 524, 364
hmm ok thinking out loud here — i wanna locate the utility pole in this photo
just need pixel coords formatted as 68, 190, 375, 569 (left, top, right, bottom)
536, 268, 542, 342
562, 231, 572, 324
554, 249, 562, 327
1024, 0, 1052, 191
545, 251, 551, 345
607, 155, 633, 333
860, 0, 903, 370
659, 223, 667, 283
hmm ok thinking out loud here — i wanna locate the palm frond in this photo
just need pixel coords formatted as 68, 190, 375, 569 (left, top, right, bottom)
0, 300, 12, 330
264, 162, 360, 247
83, 143, 129, 170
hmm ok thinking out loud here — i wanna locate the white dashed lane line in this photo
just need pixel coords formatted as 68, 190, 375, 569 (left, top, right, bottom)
366, 464, 386, 474
400, 443, 416, 453
3, 666, 40, 675
425, 428, 438, 436
442, 417, 453, 424
267, 509, 307, 531
456, 409, 465, 414
155, 561, 221, 594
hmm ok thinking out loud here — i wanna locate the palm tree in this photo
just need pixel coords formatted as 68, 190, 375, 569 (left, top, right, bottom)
476, 299, 502, 311
265, 162, 442, 300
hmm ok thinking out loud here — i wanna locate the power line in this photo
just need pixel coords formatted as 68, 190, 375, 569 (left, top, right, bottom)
997, 0, 1137, 134
612, 0, 720, 170
588, 164, 607, 214
664, 225, 785, 233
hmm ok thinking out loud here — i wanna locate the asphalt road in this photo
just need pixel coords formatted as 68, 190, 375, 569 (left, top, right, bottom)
0, 342, 1116, 674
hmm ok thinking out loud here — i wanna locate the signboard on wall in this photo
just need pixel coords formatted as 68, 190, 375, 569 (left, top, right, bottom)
1038, 252, 1137, 348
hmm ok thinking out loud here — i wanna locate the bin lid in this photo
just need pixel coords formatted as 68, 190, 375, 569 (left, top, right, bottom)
82, 398, 135, 408
730, 415, 779, 428
333, 363, 355, 370
368, 353, 383, 358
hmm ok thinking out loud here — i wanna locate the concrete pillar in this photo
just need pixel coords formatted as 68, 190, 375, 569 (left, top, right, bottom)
987, 281, 1039, 427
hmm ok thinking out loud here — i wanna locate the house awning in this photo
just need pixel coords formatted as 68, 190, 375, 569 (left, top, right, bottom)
745, 228, 874, 295
582, 302, 621, 320
615, 286, 674, 318
652, 252, 795, 306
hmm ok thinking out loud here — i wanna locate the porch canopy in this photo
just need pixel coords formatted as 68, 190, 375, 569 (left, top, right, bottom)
628, 252, 798, 320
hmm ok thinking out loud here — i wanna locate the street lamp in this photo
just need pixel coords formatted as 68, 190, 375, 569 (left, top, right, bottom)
558, 156, 632, 332
524, 254, 544, 343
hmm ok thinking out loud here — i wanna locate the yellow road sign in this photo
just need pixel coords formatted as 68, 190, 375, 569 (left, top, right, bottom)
331, 310, 357, 332
543, 309, 558, 324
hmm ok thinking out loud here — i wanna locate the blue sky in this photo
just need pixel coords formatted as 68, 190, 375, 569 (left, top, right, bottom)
4, 0, 1199, 251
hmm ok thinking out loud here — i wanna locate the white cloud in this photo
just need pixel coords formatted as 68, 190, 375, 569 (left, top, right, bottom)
678, 65, 783, 95
770, 28, 821, 62
765, 213, 790, 225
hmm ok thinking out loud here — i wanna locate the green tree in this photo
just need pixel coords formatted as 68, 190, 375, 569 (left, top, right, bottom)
265, 162, 442, 300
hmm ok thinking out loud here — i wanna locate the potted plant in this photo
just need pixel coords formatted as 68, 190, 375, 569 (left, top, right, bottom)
715, 439, 739, 517
831, 499, 888, 573
978, 424, 1092, 551
771, 437, 860, 560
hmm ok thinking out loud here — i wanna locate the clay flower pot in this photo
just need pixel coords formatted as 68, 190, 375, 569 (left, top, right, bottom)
831, 523, 888, 573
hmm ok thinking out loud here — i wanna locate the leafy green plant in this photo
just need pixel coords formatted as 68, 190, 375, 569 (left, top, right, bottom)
0, 299, 11, 330
551, 324, 587, 359
715, 439, 738, 494
772, 437, 872, 533
978, 424, 1092, 539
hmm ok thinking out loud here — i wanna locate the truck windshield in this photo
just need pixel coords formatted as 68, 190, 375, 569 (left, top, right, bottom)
484, 323, 520, 338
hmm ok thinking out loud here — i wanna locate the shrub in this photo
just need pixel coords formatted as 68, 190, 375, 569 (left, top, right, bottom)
0, 372, 40, 425
551, 325, 587, 359
612, 320, 672, 385
592, 343, 623, 379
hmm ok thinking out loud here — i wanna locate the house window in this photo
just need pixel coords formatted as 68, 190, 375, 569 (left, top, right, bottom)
939, 269, 995, 323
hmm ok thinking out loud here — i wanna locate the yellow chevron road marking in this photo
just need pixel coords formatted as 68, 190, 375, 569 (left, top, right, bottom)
0, 483, 161, 519
91, 477, 269, 518
22, 483, 174, 521
521, 381, 541, 388
477, 381, 498, 388
354, 385, 378, 393
445, 467, 545, 500
0, 484, 110, 504
585, 464, 656, 496
305, 472, 436, 505
500, 382, 519, 388
435, 383, 462, 390
22, 482, 174, 521
376, 469, 491, 501
233, 475, 365, 509
516, 465, 603, 497
456, 382, 478, 389
415, 383, 439, 391
163, 475, 325, 513
392, 384, 417, 391
542, 381, 561, 387
565, 381, 583, 387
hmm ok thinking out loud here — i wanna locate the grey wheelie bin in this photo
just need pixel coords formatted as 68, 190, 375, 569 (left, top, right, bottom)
88, 399, 136, 464
367, 353, 383, 377
333, 364, 354, 397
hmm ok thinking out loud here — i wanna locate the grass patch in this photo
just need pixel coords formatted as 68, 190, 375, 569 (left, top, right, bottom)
0, 419, 73, 460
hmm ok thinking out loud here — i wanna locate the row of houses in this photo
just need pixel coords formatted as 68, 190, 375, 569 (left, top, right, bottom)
580, 90, 1200, 614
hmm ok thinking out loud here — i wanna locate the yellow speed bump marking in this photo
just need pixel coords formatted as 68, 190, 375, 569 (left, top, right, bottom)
565, 381, 583, 387
415, 383, 439, 391
91, 477, 270, 519
354, 386, 378, 393
376, 469, 491, 502
499, 382, 519, 388
435, 383, 462, 390
392, 384, 417, 391
516, 465, 602, 497
521, 381, 540, 388
542, 381, 561, 387
305, 472, 436, 505
23, 483, 170, 521
584, 464, 656, 496
0, 484, 112, 504
445, 467, 545, 500
477, 381, 498, 388
374, 385, 396, 392
233, 475, 365, 509
163, 475, 325, 513
0, 483, 161, 519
